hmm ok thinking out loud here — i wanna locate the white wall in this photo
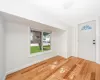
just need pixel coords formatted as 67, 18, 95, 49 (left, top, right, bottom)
98, 17, 100, 63
67, 27, 73, 57
5, 21, 67, 74
67, 27, 77, 57
0, 0, 67, 30
96, 17, 100, 63
52, 31, 67, 58
0, 16, 5, 80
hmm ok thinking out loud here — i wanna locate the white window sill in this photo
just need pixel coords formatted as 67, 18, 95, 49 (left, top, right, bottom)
28, 50, 52, 57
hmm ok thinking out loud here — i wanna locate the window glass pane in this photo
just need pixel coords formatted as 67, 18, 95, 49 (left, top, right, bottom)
30, 29, 42, 54
43, 32, 51, 51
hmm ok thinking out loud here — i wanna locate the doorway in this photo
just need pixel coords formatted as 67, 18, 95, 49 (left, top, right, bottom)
78, 20, 96, 61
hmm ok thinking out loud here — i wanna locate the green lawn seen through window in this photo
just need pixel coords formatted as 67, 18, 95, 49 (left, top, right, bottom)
30, 46, 42, 54
43, 45, 50, 51
30, 45, 50, 54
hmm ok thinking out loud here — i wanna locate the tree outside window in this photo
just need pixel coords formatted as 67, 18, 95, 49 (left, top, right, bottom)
30, 29, 51, 54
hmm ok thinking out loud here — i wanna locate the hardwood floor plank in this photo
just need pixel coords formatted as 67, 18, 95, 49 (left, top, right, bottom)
6, 56, 100, 80
21, 57, 65, 80
90, 72, 95, 80
46, 57, 78, 80
32, 57, 72, 80
95, 64, 100, 80
6, 56, 63, 79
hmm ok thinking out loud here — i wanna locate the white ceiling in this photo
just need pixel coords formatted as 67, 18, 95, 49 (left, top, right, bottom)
0, 11, 64, 32
28, 0, 100, 27
0, 0, 100, 28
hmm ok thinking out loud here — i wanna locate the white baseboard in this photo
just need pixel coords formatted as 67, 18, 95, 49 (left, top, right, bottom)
3, 74, 6, 80
6, 55, 57, 75
1, 73, 6, 80
6, 61, 36, 75
96, 60, 100, 64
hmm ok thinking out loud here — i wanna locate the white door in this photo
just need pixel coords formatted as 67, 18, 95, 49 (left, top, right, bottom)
78, 20, 96, 61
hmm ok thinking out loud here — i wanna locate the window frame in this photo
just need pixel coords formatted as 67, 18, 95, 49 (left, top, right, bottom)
29, 28, 52, 57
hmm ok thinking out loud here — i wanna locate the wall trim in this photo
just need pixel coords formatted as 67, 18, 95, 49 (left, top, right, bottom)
3, 74, 6, 80
6, 55, 57, 75
96, 17, 100, 64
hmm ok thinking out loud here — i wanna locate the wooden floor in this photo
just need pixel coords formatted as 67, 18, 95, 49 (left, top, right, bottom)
6, 56, 100, 80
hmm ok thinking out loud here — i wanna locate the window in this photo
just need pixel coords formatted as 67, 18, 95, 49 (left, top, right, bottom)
43, 32, 51, 51
30, 28, 51, 55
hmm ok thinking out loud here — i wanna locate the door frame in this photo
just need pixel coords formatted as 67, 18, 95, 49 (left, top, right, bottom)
77, 20, 97, 62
